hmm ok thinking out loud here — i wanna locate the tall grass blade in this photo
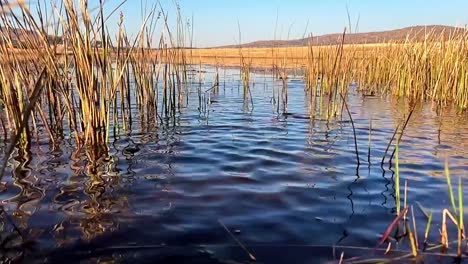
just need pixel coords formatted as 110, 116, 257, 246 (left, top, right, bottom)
395, 140, 400, 215
445, 159, 457, 214
424, 211, 433, 245
458, 176, 464, 257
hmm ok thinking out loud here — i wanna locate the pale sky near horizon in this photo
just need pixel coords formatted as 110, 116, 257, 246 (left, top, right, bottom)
72, 0, 468, 47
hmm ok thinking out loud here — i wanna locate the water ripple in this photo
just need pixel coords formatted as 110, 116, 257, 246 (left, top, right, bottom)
0, 66, 467, 262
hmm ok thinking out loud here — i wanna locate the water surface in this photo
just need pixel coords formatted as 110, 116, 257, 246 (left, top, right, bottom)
0, 67, 467, 263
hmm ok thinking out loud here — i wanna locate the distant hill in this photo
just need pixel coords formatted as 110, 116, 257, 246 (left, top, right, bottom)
0, 27, 64, 47
0, 27, 103, 47
217, 25, 466, 48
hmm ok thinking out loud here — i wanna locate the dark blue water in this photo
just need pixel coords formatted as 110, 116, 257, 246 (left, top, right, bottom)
0, 67, 467, 263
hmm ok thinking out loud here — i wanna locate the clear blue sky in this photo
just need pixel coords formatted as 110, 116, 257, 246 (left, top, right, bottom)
97, 0, 468, 47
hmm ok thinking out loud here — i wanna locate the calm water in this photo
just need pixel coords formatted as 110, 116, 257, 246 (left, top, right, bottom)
0, 67, 468, 263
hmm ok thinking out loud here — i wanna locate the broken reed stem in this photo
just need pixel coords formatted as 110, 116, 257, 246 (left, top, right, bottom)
441, 209, 458, 248
218, 219, 256, 261
411, 206, 419, 250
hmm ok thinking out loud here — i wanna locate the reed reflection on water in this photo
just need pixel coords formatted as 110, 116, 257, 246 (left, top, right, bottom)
0, 66, 467, 262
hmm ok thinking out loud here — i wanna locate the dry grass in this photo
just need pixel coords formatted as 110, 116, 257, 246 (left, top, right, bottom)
185, 29, 468, 114
0, 0, 188, 165
0, 1, 467, 164
183, 44, 388, 69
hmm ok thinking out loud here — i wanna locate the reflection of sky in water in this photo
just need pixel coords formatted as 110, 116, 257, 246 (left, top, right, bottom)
0, 66, 467, 262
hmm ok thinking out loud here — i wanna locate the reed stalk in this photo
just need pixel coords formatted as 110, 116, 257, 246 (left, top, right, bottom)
0, 0, 188, 163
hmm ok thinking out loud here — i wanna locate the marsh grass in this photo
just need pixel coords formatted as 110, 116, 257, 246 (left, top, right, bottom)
0, 2, 467, 262
189, 27, 468, 115
0, 0, 188, 163
362, 148, 467, 262
304, 27, 468, 118
305, 29, 353, 121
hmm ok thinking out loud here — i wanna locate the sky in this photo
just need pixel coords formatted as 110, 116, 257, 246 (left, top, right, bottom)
44, 0, 468, 48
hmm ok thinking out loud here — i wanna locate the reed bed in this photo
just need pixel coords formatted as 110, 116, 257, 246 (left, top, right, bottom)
187, 27, 468, 117
303, 27, 468, 120
0, 2, 467, 262
352, 30, 468, 112
352, 150, 467, 263
0, 0, 188, 164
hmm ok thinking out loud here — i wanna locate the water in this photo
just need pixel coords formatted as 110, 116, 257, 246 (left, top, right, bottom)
0, 67, 467, 263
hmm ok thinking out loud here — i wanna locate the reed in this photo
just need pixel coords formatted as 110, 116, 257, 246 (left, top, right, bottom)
305, 27, 468, 113
423, 211, 433, 246
371, 148, 466, 262
445, 160, 458, 215
457, 176, 464, 257
305, 29, 354, 120
187, 26, 468, 112
395, 140, 401, 215
240, 54, 254, 109
0, 0, 188, 163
